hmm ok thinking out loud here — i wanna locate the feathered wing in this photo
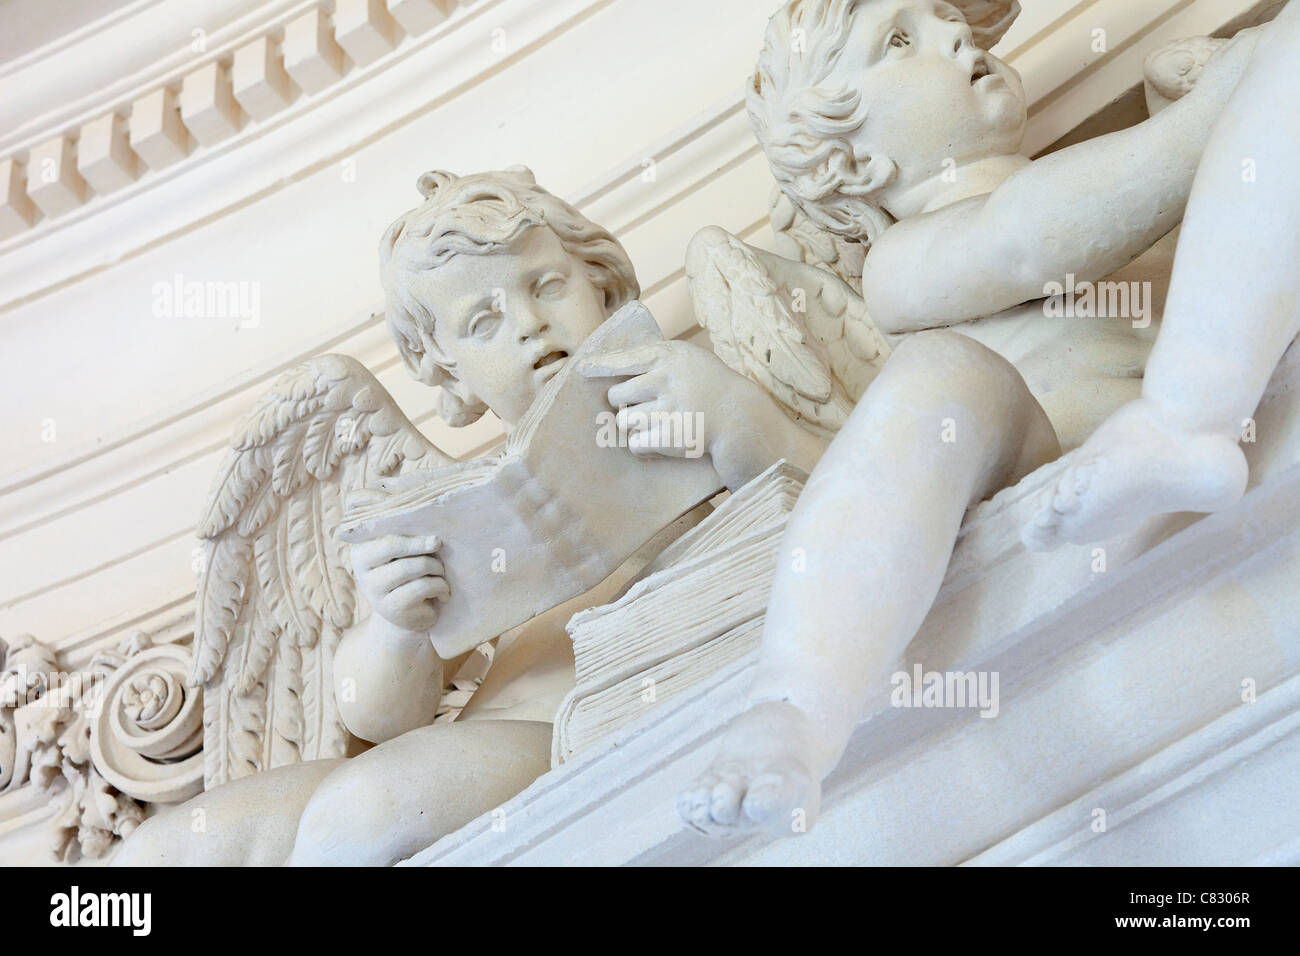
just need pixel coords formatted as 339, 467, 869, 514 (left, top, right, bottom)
686, 225, 891, 437
767, 187, 865, 295
191, 354, 453, 788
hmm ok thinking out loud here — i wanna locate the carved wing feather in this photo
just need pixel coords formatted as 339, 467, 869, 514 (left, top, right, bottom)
191, 354, 453, 787
190, 534, 249, 687
767, 187, 866, 295
226, 587, 276, 698
692, 229, 834, 404
287, 482, 353, 635
271, 639, 305, 768
255, 516, 317, 650
687, 225, 891, 437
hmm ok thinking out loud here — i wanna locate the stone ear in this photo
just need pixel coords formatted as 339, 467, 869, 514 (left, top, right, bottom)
405, 324, 489, 426
855, 153, 897, 195
403, 342, 489, 427
397, 337, 429, 382
400, 324, 448, 386
390, 322, 440, 387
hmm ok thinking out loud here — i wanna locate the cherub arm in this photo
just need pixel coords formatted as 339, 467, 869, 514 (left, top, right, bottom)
865, 28, 1264, 334
333, 613, 444, 744
579, 341, 829, 491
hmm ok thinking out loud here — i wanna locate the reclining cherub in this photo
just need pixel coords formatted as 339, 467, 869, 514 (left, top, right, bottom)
116, 166, 830, 866
678, 0, 1299, 835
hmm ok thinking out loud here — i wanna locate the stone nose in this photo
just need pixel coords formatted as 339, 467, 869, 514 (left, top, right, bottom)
944, 21, 976, 59
514, 304, 550, 341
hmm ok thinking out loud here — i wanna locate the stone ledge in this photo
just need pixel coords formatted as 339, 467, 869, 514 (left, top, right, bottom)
968, 671, 1300, 866
405, 429, 1300, 865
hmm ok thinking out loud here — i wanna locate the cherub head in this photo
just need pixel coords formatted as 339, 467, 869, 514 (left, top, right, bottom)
380, 167, 639, 428
748, 0, 1024, 241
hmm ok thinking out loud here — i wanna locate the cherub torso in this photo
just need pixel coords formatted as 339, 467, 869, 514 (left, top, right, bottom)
944, 229, 1175, 451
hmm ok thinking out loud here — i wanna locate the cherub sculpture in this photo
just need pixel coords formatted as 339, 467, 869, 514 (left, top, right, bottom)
116, 167, 832, 866
678, 0, 1298, 835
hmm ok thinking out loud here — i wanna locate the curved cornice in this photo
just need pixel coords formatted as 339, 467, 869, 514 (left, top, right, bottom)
0, 0, 469, 254
0, 1, 283, 143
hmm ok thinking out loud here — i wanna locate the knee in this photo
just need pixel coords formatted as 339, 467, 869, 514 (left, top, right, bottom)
113, 800, 253, 867
904, 333, 1059, 475
845, 330, 1057, 476
886, 330, 1022, 398
855, 331, 1032, 436
289, 766, 401, 866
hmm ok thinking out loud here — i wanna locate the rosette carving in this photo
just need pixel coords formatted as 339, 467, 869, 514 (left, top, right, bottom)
89, 637, 204, 804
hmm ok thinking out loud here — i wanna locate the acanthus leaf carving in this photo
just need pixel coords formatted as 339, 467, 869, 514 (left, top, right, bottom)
1, 632, 203, 861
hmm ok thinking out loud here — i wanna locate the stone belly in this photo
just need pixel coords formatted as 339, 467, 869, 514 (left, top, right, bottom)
954, 298, 1156, 450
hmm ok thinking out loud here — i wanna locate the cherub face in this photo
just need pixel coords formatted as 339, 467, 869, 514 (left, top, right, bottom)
409, 225, 609, 426
841, 0, 1026, 195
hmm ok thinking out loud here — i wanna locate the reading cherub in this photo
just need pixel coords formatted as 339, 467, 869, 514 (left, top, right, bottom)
678, 0, 1300, 835
118, 167, 828, 866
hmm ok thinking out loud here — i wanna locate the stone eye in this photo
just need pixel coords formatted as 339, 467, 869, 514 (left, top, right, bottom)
468, 310, 501, 339
535, 273, 566, 298
888, 30, 909, 49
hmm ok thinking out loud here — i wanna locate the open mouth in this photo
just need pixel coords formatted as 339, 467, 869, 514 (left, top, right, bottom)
533, 350, 569, 372
970, 57, 992, 85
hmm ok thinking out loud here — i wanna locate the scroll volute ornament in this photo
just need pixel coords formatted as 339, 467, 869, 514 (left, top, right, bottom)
89, 635, 205, 805
2, 632, 205, 860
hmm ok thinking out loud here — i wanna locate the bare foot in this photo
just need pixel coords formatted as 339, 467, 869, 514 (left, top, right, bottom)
1022, 398, 1248, 551
677, 701, 823, 838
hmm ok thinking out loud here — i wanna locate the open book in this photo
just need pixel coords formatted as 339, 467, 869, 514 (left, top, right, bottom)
552, 459, 806, 763
337, 302, 725, 650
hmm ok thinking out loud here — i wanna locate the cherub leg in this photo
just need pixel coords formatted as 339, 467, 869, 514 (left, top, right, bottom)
112, 759, 348, 866
286, 719, 552, 865
679, 331, 1058, 836
1025, 6, 1300, 550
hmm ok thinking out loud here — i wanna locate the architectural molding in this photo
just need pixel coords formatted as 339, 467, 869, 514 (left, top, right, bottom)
0, 0, 1271, 306
0, 1, 459, 242
0, 0, 585, 298
966, 671, 1300, 866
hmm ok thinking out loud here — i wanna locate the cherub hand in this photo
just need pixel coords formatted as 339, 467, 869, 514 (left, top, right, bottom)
578, 339, 786, 489
1160, 26, 1266, 106
348, 532, 448, 632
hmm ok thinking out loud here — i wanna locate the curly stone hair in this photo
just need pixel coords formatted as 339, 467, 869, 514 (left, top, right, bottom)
747, 0, 1019, 243
379, 166, 640, 426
